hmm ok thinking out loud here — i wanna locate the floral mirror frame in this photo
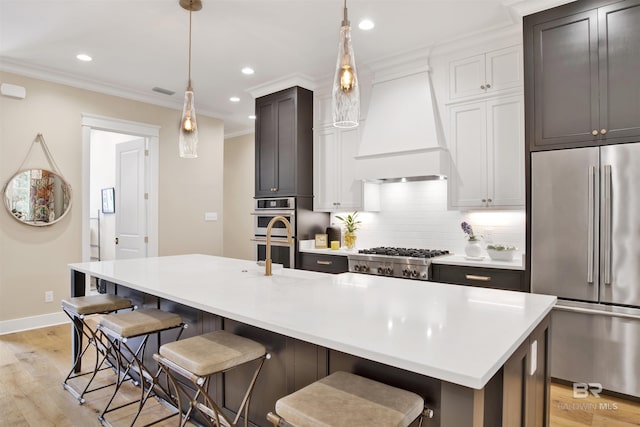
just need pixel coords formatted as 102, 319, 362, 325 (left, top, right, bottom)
3, 168, 72, 226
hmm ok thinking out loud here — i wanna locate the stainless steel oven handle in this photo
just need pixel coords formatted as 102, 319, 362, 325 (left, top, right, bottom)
250, 211, 295, 216
250, 237, 295, 246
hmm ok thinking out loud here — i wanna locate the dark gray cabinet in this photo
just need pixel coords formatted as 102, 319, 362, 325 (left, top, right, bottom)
255, 86, 314, 197
430, 264, 526, 292
525, 0, 640, 150
299, 252, 348, 274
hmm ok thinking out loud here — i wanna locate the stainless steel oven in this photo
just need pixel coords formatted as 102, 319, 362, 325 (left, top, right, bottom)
252, 197, 296, 238
252, 237, 296, 269
252, 197, 297, 268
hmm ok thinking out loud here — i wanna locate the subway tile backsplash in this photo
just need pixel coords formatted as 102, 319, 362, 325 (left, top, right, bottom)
331, 180, 525, 256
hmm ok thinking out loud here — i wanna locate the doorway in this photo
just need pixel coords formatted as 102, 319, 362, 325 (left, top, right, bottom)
81, 114, 159, 264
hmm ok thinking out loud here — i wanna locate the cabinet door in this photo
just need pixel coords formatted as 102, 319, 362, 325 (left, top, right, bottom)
449, 53, 486, 100
449, 102, 488, 208
336, 127, 362, 211
485, 45, 522, 94
532, 10, 600, 149
599, 0, 640, 142
255, 100, 277, 196
314, 128, 339, 211
275, 96, 296, 195
487, 95, 525, 208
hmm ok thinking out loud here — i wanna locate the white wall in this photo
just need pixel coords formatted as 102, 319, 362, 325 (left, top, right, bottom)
332, 180, 525, 257
223, 133, 255, 261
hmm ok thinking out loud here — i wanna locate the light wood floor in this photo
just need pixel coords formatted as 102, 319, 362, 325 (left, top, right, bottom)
1, 324, 639, 426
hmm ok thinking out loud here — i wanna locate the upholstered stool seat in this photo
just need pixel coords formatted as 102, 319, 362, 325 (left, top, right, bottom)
61, 294, 133, 404
268, 371, 429, 427
62, 294, 133, 316
97, 307, 185, 426
99, 308, 182, 338
155, 330, 269, 427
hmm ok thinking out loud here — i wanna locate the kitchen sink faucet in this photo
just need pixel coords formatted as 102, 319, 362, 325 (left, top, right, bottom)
265, 216, 293, 276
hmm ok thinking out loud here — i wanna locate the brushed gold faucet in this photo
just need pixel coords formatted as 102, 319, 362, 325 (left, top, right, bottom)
265, 215, 294, 276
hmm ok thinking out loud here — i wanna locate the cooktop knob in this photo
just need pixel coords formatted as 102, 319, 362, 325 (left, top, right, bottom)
402, 269, 411, 277
377, 267, 384, 274
411, 270, 419, 278
385, 267, 393, 275
361, 265, 369, 272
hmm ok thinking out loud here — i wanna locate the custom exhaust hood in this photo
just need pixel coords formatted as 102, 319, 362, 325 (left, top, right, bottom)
355, 69, 449, 182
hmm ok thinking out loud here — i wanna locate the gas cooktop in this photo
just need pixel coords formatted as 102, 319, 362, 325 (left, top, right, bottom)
348, 247, 451, 281
357, 247, 450, 258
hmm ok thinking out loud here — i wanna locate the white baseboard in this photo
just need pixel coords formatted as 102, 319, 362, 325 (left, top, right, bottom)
0, 312, 70, 335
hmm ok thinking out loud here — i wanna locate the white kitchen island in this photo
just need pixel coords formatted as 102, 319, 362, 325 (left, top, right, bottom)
69, 254, 556, 427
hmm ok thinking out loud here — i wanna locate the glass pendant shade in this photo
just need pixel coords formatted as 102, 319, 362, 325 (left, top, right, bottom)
179, 86, 198, 158
332, 24, 360, 128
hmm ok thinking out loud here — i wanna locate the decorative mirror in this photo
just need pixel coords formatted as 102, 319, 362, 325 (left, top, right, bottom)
4, 169, 72, 226
3, 133, 72, 226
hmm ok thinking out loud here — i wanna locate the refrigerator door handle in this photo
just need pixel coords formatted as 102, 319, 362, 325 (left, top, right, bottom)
587, 166, 596, 284
604, 164, 612, 285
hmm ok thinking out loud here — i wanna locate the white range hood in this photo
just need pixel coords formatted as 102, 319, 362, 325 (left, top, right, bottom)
356, 69, 449, 182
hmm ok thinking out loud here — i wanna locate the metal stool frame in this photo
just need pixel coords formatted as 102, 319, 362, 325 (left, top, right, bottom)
61, 302, 134, 404
267, 408, 434, 427
154, 351, 270, 427
96, 320, 186, 427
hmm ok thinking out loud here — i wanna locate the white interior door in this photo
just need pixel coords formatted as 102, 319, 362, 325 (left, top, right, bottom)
115, 138, 147, 259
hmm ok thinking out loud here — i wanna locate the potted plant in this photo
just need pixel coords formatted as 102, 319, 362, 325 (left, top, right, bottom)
461, 221, 482, 258
336, 211, 361, 249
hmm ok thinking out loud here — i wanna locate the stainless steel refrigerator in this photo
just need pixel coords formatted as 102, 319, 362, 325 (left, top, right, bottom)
531, 143, 640, 398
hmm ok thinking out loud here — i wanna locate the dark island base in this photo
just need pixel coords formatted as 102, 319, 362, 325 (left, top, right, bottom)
71, 271, 551, 427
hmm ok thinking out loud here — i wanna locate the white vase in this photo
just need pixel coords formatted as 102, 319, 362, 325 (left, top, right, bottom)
464, 240, 482, 258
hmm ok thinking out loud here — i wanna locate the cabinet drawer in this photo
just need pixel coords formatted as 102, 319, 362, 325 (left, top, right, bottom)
299, 253, 348, 274
431, 264, 525, 292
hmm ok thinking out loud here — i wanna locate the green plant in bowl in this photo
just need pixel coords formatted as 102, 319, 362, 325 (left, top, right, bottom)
486, 244, 517, 251
486, 244, 517, 261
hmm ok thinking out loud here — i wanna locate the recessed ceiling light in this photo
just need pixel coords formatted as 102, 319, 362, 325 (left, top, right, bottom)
248, 115, 256, 120
241, 67, 255, 75
359, 20, 375, 30
230, 96, 240, 102
76, 53, 93, 62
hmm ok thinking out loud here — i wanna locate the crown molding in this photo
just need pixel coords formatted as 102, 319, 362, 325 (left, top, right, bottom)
246, 73, 318, 99
0, 57, 226, 120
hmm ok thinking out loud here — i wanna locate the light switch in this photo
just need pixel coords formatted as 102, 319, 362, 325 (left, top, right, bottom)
204, 212, 218, 221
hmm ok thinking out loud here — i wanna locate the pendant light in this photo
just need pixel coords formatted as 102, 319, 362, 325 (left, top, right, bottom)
332, 0, 360, 128
179, 0, 202, 158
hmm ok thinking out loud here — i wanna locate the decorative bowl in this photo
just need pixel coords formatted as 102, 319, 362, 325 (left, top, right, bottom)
486, 244, 517, 261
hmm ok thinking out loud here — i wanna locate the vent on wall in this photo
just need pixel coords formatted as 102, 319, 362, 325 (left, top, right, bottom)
152, 86, 176, 96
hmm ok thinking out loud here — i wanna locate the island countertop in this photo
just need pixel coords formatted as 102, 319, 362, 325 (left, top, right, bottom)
69, 254, 555, 390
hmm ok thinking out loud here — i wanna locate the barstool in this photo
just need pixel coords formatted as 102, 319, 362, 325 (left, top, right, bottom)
96, 307, 186, 426
154, 330, 269, 427
61, 294, 133, 404
266, 371, 433, 427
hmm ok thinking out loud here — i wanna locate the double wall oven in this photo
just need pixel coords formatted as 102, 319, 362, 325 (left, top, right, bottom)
252, 197, 296, 268
252, 196, 328, 269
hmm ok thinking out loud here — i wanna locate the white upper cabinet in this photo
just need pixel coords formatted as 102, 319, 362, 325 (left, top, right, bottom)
314, 126, 373, 212
449, 95, 525, 209
449, 45, 522, 101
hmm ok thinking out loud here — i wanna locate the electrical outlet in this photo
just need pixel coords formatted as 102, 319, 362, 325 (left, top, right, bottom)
45, 290, 54, 303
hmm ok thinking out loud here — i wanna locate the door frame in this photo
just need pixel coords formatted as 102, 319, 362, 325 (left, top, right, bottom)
81, 113, 160, 262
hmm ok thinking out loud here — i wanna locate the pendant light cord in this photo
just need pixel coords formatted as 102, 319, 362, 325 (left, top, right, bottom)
342, 0, 349, 26
187, 8, 193, 90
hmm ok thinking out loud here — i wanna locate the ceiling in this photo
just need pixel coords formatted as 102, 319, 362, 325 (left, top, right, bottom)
0, 0, 570, 137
